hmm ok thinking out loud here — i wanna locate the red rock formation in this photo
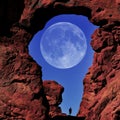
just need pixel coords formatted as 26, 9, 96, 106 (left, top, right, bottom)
0, 0, 120, 120
43, 80, 66, 118
0, 29, 49, 119
77, 26, 120, 119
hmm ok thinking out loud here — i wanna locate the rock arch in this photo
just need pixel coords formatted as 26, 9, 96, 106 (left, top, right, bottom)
0, 0, 120, 120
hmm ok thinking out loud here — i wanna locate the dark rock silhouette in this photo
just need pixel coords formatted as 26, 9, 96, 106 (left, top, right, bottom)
0, 0, 120, 120
51, 115, 85, 120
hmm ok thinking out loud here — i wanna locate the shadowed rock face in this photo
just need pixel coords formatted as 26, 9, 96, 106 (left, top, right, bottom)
0, 0, 24, 36
0, 0, 120, 120
51, 115, 85, 120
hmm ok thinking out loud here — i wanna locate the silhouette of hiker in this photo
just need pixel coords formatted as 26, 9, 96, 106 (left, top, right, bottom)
69, 107, 72, 115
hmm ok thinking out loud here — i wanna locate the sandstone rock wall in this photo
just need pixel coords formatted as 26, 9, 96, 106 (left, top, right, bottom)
77, 26, 120, 120
43, 80, 66, 118
0, 0, 120, 120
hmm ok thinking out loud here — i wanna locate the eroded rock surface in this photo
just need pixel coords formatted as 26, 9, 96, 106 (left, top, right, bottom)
0, 29, 49, 119
43, 80, 66, 118
0, 0, 120, 120
77, 26, 120, 120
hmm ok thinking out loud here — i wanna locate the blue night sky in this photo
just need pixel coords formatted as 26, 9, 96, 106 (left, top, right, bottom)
29, 14, 98, 115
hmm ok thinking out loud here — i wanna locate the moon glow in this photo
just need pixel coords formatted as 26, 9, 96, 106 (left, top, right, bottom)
40, 22, 87, 69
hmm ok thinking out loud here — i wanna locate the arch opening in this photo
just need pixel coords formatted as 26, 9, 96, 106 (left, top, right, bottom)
29, 14, 98, 116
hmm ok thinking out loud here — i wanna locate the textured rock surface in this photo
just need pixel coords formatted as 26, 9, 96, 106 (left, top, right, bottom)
43, 80, 65, 118
77, 27, 120, 120
0, 30, 49, 119
0, 0, 120, 120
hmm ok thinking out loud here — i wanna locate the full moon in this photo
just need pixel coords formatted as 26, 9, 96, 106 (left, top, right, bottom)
40, 22, 87, 69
